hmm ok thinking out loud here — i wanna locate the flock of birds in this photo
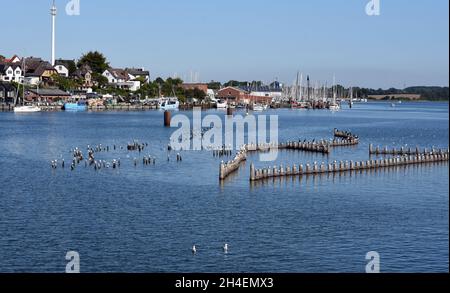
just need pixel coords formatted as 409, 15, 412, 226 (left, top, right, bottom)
50, 140, 185, 171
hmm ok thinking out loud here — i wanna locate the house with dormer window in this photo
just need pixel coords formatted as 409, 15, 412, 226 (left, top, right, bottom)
0, 63, 23, 83
102, 68, 141, 91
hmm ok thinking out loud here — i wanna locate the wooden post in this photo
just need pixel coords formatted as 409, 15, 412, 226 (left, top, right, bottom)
164, 110, 171, 127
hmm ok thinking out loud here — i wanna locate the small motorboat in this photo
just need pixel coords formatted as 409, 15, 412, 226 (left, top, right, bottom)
253, 104, 268, 112
63, 101, 88, 111
159, 98, 180, 110
329, 103, 341, 111
216, 99, 228, 109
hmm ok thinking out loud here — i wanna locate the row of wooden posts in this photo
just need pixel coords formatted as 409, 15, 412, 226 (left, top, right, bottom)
219, 131, 361, 180
249, 150, 449, 181
334, 129, 359, 140
219, 150, 248, 180
369, 144, 449, 156
244, 137, 359, 156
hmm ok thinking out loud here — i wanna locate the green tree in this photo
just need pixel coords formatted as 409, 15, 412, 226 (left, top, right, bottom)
162, 77, 183, 97
67, 60, 77, 76
77, 51, 110, 74
51, 74, 80, 91
154, 77, 165, 85
207, 80, 221, 90
91, 73, 109, 89
184, 88, 206, 101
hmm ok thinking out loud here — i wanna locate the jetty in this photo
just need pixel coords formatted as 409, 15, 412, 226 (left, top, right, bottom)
249, 150, 449, 181
244, 138, 358, 155
334, 128, 359, 140
219, 150, 247, 180
369, 144, 449, 156
218, 129, 360, 180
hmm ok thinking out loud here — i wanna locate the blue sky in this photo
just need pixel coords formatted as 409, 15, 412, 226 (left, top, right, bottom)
1, 0, 448, 88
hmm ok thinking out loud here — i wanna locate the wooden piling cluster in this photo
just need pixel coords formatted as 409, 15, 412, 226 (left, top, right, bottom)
243, 141, 331, 154
127, 141, 148, 152
280, 141, 331, 154
329, 137, 359, 147
334, 129, 359, 140
242, 138, 358, 156
369, 144, 449, 156
213, 146, 233, 157
219, 150, 248, 180
249, 150, 449, 181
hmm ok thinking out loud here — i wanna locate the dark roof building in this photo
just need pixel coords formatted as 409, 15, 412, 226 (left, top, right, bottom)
26, 88, 71, 102
0, 82, 17, 103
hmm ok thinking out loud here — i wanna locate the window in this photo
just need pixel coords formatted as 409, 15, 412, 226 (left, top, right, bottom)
4, 77, 9, 81
7, 70, 13, 75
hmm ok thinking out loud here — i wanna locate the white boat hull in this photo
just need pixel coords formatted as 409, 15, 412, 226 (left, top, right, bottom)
253, 104, 268, 112
216, 101, 228, 109
159, 99, 180, 110
329, 105, 340, 111
14, 106, 41, 113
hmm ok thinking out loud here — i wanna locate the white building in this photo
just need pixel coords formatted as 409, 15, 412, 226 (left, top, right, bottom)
249, 90, 283, 99
0, 64, 23, 83
207, 89, 216, 102
54, 63, 69, 77
126, 68, 150, 84
103, 68, 141, 92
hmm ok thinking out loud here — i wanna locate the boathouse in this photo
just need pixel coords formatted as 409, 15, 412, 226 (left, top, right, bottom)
26, 88, 71, 103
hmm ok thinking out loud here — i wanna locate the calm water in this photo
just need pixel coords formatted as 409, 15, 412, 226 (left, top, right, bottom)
0, 102, 448, 273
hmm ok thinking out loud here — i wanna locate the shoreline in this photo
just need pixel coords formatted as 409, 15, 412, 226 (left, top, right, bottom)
1, 100, 448, 113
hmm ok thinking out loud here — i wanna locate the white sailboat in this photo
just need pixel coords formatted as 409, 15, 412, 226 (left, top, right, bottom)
349, 87, 354, 109
14, 57, 41, 113
329, 75, 340, 111
14, 105, 42, 113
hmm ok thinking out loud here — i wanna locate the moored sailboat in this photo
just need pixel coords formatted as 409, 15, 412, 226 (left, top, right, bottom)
14, 57, 41, 113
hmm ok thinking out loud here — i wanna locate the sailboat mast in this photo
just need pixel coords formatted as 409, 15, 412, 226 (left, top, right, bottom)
22, 57, 26, 105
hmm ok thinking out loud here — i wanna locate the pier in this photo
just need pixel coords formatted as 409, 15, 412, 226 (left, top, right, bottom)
369, 144, 449, 156
244, 137, 359, 155
334, 129, 359, 141
219, 150, 247, 180
218, 129, 360, 180
249, 150, 449, 181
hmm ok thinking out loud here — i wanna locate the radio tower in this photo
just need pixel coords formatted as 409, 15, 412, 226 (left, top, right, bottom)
51, 0, 57, 66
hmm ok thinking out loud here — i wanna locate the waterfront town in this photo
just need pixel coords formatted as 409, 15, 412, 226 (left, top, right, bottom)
0, 51, 354, 111
0, 2, 447, 112
2, 51, 448, 113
